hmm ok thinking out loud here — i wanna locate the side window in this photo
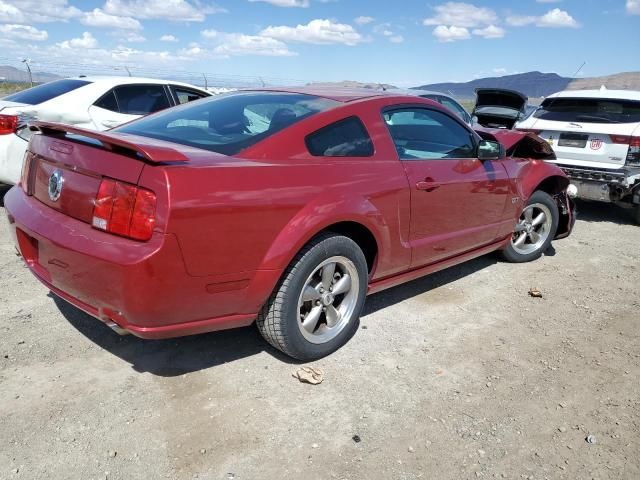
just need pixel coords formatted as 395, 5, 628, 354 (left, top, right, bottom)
94, 90, 119, 112
384, 108, 476, 160
114, 85, 171, 115
172, 86, 209, 105
306, 116, 373, 157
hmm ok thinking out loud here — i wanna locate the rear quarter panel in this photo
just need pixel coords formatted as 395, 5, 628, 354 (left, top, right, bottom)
159, 100, 413, 281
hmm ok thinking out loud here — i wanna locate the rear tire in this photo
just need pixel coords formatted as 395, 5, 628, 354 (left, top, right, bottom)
502, 190, 559, 263
257, 233, 368, 361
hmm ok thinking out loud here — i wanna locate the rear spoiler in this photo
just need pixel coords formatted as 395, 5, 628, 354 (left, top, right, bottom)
29, 121, 189, 163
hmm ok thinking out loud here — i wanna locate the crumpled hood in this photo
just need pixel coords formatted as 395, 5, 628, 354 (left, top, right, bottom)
475, 127, 556, 160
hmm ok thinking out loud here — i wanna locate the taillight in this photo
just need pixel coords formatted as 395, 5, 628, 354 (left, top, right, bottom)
20, 152, 33, 193
92, 178, 156, 241
610, 135, 640, 166
0, 114, 18, 135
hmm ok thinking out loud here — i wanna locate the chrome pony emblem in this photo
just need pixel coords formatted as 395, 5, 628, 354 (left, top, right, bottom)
48, 170, 64, 202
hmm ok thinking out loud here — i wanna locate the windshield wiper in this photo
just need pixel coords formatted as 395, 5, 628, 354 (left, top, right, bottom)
575, 115, 620, 124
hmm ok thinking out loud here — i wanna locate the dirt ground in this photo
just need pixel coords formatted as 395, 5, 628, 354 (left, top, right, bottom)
1, 187, 638, 480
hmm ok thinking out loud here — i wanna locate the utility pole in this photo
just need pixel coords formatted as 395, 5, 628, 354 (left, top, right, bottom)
22, 59, 33, 87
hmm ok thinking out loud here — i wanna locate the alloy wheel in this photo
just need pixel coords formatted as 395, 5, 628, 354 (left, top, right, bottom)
296, 256, 360, 344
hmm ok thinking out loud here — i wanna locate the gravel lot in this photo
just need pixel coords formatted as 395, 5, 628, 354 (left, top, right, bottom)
1, 186, 639, 480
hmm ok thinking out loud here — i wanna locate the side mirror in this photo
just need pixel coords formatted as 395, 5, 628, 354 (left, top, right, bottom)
477, 139, 505, 160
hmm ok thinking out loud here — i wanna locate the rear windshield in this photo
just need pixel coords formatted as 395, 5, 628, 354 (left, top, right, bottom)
117, 92, 338, 155
3, 79, 91, 105
534, 98, 640, 124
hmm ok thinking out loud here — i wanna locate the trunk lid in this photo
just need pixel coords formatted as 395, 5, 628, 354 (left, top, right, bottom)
23, 122, 189, 225
473, 89, 528, 129
0, 100, 29, 112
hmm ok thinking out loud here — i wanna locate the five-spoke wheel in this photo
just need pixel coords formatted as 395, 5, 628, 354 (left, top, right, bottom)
502, 190, 559, 263
257, 234, 368, 360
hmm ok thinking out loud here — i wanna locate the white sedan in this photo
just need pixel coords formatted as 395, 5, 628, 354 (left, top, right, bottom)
0, 76, 210, 185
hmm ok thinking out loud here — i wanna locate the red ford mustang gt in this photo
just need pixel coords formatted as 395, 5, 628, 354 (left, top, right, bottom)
4, 88, 575, 360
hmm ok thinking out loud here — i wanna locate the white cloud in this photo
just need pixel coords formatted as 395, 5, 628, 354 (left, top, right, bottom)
261, 19, 364, 45
507, 8, 579, 28
626, 0, 640, 14
0, 1, 22, 23
424, 2, 498, 28
248, 0, 309, 6
432, 25, 470, 42
505, 14, 537, 27
81, 8, 141, 29
536, 8, 579, 27
472, 25, 505, 39
0, 0, 81, 23
58, 31, 98, 49
160, 34, 178, 42
0, 23, 47, 40
103, 0, 225, 22
372, 23, 404, 43
200, 29, 295, 57
119, 31, 146, 42
354, 16, 374, 25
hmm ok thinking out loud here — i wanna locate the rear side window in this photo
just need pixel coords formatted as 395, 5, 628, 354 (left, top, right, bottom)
94, 90, 118, 112
172, 86, 209, 105
534, 98, 640, 124
116, 92, 338, 155
3, 79, 91, 105
306, 117, 373, 157
114, 85, 171, 115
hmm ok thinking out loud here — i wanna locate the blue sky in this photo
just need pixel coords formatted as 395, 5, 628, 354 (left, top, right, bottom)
0, 0, 638, 87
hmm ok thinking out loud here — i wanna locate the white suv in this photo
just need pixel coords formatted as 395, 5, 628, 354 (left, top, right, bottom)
516, 89, 640, 222
0, 76, 210, 185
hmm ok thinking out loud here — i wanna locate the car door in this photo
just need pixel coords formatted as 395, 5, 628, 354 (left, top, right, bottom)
88, 84, 172, 130
383, 106, 510, 267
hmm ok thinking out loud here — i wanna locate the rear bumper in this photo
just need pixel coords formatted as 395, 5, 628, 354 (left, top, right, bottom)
4, 187, 282, 339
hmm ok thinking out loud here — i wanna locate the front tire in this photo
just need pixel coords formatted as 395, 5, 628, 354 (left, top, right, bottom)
257, 233, 368, 361
502, 190, 559, 263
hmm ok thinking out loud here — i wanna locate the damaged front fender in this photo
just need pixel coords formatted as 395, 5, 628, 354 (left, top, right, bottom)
554, 191, 576, 239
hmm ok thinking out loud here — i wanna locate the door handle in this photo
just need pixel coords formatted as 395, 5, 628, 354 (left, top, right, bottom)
416, 178, 441, 192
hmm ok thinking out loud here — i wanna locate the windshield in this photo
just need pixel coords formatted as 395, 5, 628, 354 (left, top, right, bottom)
534, 97, 640, 124
3, 79, 91, 105
117, 92, 338, 155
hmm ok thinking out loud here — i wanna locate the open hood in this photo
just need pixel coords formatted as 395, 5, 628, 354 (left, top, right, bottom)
472, 89, 528, 130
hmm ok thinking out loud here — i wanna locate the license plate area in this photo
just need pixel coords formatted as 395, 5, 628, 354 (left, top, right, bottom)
559, 133, 588, 148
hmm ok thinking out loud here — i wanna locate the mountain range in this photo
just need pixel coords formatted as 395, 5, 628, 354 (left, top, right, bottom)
0, 65, 61, 84
414, 71, 640, 99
